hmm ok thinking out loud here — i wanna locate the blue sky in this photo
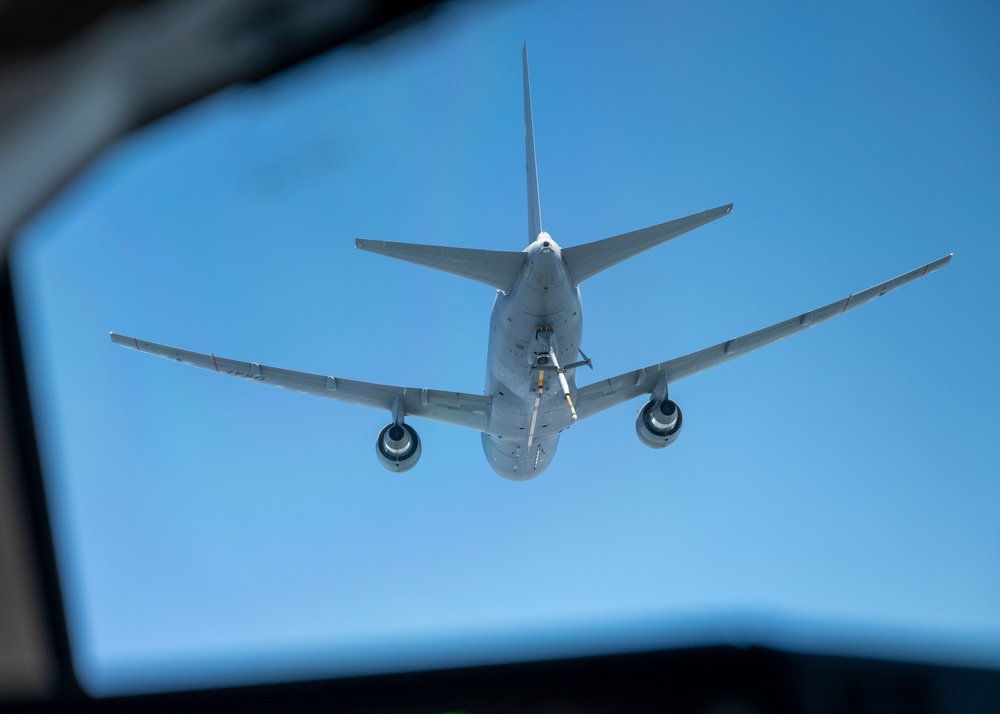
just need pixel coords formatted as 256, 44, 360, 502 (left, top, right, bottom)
12, 0, 1000, 696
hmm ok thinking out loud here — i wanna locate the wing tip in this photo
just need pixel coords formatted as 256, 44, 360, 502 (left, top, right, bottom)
109, 332, 132, 350
924, 253, 953, 275
356, 238, 385, 252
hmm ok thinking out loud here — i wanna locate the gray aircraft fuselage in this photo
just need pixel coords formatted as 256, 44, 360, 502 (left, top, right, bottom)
109, 44, 952, 482
482, 231, 582, 480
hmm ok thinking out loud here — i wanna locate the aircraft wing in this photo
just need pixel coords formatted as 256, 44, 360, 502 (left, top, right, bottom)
109, 333, 490, 432
574, 254, 952, 420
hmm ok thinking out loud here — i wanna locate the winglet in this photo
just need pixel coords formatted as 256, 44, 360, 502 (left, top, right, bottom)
523, 42, 542, 245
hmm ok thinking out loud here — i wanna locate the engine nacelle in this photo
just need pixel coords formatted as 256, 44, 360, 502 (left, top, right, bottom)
376, 422, 421, 472
635, 399, 683, 449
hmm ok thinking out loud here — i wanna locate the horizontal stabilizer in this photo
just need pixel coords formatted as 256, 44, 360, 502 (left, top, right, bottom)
356, 239, 526, 293
562, 203, 733, 285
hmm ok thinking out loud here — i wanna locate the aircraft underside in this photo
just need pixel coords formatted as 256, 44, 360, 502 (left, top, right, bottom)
479, 233, 583, 479
109, 43, 950, 481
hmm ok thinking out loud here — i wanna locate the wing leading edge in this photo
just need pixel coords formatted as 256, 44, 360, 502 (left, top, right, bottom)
575, 254, 952, 420
109, 333, 490, 432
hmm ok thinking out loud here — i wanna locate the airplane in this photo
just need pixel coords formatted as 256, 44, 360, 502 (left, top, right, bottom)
111, 43, 951, 481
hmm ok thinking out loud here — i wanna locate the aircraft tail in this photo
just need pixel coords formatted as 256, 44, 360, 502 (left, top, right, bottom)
356, 239, 525, 293
523, 42, 542, 245
358, 48, 732, 293
561, 203, 733, 285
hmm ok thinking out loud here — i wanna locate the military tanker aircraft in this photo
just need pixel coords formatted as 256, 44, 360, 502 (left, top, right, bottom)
112, 44, 951, 480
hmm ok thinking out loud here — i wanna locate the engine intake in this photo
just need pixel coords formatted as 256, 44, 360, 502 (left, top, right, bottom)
635, 399, 683, 449
376, 422, 422, 472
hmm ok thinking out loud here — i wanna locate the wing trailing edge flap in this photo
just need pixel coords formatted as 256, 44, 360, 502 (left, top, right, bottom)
574, 253, 952, 420
109, 332, 490, 433
355, 239, 526, 293
562, 203, 733, 285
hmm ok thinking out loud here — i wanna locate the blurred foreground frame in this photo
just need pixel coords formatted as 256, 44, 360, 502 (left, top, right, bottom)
0, 0, 998, 711
0, 0, 450, 702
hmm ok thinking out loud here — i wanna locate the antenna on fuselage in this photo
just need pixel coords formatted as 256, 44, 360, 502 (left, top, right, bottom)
523, 41, 543, 245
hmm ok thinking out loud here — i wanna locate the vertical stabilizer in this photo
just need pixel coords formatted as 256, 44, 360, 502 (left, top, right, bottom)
522, 42, 542, 244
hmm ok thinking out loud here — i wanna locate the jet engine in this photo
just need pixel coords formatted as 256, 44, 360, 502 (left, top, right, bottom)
376, 422, 421, 472
635, 399, 683, 449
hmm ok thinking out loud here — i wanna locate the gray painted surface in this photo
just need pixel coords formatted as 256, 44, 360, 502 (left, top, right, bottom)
111, 45, 951, 481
